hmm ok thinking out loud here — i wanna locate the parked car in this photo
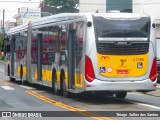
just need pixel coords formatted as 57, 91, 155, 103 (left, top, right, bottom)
156, 37, 160, 83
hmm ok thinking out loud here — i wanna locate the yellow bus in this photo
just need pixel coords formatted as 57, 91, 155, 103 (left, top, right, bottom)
5, 13, 157, 98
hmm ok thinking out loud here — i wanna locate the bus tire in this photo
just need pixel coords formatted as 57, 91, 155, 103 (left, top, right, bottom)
8, 65, 15, 82
115, 91, 127, 99
8, 65, 10, 76
62, 74, 70, 98
20, 66, 24, 84
52, 71, 60, 95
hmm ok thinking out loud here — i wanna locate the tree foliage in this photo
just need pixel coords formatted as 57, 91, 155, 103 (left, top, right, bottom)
42, 0, 79, 14
0, 34, 4, 51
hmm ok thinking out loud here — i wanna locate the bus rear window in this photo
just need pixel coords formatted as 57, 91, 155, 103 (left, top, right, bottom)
93, 16, 150, 40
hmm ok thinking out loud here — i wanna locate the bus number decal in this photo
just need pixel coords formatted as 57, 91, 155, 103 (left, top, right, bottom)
133, 58, 144, 61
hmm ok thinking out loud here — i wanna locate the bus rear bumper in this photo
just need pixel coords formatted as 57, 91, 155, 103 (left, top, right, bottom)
84, 78, 157, 92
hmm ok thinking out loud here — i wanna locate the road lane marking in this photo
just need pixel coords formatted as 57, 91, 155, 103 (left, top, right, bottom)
120, 99, 160, 110
19, 85, 35, 90
26, 90, 112, 120
0, 69, 4, 72
1, 86, 15, 90
0, 80, 12, 85
128, 92, 143, 95
132, 102, 160, 110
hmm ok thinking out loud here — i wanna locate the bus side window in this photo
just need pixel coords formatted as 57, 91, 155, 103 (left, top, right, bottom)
60, 24, 67, 51
6, 45, 10, 53
75, 22, 84, 52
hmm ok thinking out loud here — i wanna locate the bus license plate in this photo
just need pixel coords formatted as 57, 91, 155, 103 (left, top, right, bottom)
117, 70, 129, 74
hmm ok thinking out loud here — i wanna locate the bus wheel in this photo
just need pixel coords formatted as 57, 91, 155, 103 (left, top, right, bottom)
52, 73, 60, 95
62, 76, 70, 98
8, 65, 10, 76
20, 66, 24, 84
115, 92, 127, 99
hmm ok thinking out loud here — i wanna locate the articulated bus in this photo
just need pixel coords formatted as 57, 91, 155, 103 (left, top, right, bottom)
5, 13, 157, 98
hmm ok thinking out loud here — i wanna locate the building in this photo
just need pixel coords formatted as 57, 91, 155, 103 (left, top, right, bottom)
13, 7, 41, 26
5, 21, 16, 31
41, 6, 55, 17
12, 6, 54, 26
79, 0, 106, 13
79, 0, 160, 36
80, 0, 132, 13
133, 0, 160, 37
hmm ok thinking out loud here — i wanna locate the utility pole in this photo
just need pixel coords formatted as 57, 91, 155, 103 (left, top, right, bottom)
2, 9, 5, 37
1, 20, 2, 28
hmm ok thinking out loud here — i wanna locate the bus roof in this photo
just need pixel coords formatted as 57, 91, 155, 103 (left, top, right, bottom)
31, 12, 150, 28
7, 12, 150, 35
94, 13, 149, 19
7, 22, 29, 35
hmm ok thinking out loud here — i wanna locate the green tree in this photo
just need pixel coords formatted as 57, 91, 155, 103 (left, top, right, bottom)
0, 34, 4, 51
42, 0, 79, 14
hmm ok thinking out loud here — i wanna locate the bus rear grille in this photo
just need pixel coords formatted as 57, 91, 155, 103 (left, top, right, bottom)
97, 42, 149, 55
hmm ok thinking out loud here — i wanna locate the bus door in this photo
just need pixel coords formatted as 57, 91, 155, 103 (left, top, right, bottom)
68, 29, 76, 89
37, 34, 42, 82
68, 23, 84, 90
11, 37, 15, 76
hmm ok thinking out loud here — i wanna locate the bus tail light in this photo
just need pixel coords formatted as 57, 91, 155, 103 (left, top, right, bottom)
149, 57, 157, 82
85, 55, 95, 82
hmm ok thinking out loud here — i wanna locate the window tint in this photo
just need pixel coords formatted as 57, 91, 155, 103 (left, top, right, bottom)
94, 16, 150, 39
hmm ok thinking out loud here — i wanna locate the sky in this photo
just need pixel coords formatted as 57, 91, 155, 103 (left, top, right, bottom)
0, 0, 41, 22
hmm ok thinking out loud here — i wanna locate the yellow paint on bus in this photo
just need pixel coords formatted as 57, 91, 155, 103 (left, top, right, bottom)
97, 53, 149, 77
32, 69, 83, 88
17, 66, 26, 77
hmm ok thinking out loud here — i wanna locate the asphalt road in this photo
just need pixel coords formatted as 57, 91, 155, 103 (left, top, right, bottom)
0, 62, 160, 120
0, 62, 94, 120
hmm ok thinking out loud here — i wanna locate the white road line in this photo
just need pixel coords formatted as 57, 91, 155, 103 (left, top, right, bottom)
1, 86, 15, 90
121, 99, 160, 110
134, 102, 160, 110
19, 85, 35, 90
0, 69, 4, 72
128, 92, 143, 95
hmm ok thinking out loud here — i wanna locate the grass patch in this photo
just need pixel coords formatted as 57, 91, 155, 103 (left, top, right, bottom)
0, 55, 5, 61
